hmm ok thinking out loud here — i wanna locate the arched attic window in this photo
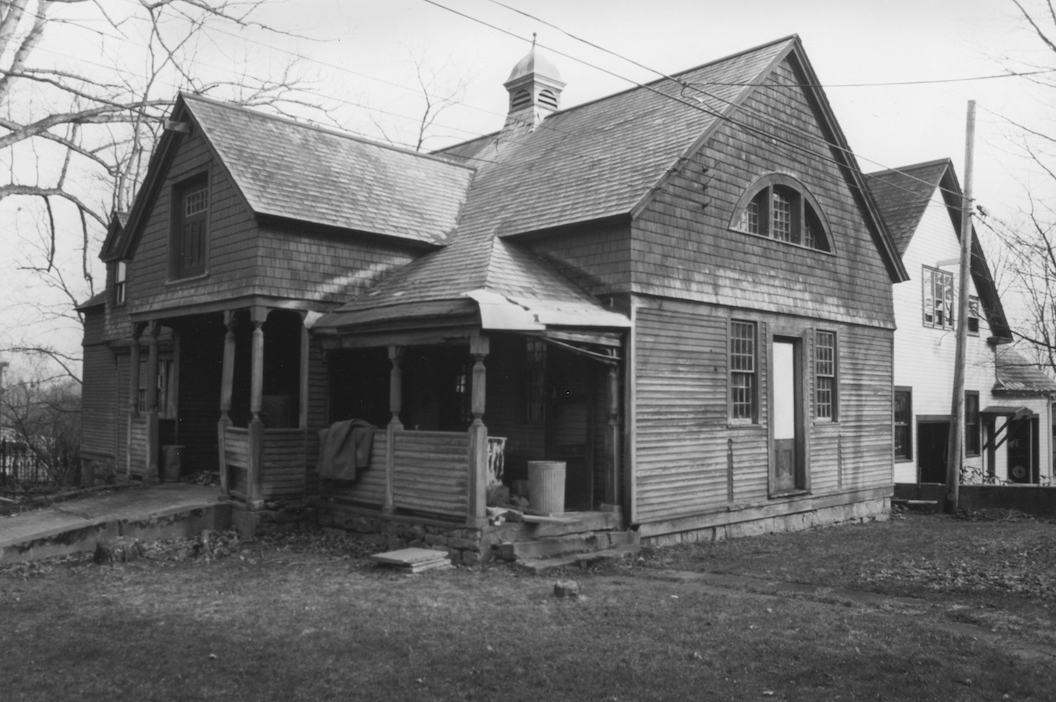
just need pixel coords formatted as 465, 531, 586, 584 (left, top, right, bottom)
730, 174, 832, 252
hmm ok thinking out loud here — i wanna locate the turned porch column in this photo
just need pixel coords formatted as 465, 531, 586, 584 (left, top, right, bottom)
126, 323, 143, 481
467, 335, 489, 526
384, 346, 404, 515
217, 310, 237, 496
144, 321, 161, 484
246, 306, 268, 509
604, 351, 621, 507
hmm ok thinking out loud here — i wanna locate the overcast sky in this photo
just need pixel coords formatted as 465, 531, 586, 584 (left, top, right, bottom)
4, 0, 1054, 376
245, 0, 1052, 210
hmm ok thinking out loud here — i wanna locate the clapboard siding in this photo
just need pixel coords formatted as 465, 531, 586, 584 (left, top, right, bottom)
80, 342, 116, 460
631, 57, 894, 330
392, 430, 469, 518
262, 430, 306, 499
634, 300, 893, 526
129, 417, 148, 479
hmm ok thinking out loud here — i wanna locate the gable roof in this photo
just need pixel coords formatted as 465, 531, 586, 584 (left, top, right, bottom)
995, 347, 1056, 395
115, 93, 475, 261
318, 36, 906, 332
866, 158, 1011, 340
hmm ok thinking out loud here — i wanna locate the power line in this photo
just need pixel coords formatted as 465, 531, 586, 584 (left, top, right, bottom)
426, 0, 982, 217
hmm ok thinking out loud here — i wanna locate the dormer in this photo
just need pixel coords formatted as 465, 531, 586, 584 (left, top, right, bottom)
503, 41, 565, 132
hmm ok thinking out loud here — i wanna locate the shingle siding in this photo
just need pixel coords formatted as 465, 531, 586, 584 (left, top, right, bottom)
631, 58, 894, 328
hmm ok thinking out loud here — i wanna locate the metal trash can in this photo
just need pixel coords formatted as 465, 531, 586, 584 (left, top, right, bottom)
527, 461, 566, 515
161, 445, 184, 483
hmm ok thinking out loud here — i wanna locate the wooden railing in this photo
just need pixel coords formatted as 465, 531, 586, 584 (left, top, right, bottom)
262, 429, 306, 499
392, 430, 469, 518
222, 426, 249, 497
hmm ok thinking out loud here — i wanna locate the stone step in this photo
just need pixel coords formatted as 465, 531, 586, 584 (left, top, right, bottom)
515, 544, 641, 574
492, 510, 622, 541
497, 530, 639, 562
892, 498, 941, 512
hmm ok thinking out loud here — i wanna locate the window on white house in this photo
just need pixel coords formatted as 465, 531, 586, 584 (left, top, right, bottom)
922, 266, 954, 330
968, 296, 980, 335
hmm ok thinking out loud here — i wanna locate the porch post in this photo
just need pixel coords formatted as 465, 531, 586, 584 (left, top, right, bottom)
604, 351, 621, 507
144, 321, 161, 484
467, 335, 489, 526
384, 346, 404, 515
217, 310, 236, 497
127, 323, 143, 481
247, 306, 267, 509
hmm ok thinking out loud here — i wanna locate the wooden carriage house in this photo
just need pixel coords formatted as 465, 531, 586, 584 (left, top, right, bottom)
78, 36, 908, 556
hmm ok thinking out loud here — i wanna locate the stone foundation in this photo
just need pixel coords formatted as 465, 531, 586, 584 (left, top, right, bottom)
641, 497, 890, 547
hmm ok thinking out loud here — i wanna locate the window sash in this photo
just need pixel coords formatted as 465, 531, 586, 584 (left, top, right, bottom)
815, 331, 836, 420
115, 261, 127, 305
923, 267, 954, 329
730, 321, 756, 421
968, 296, 980, 334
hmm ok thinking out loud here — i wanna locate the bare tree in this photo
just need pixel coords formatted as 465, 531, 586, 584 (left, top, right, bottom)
0, 0, 317, 380
0, 362, 81, 487
369, 49, 468, 152
981, 1, 1056, 373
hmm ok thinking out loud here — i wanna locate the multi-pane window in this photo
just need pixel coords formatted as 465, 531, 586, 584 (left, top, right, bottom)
968, 296, 980, 335
922, 266, 954, 330
771, 189, 793, 242
815, 331, 837, 420
172, 178, 208, 279
965, 391, 980, 456
894, 388, 912, 460
733, 175, 831, 252
730, 321, 757, 422
742, 199, 760, 234
114, 261, 127, 306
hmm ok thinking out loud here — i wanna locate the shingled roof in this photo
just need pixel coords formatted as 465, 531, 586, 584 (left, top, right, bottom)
865, 160, 948, 255
187, 94, 474, 245
866, 159, 1012, 340
995, 347, 1056, 395
321, 35, 890, 331
117, 94, 475, 262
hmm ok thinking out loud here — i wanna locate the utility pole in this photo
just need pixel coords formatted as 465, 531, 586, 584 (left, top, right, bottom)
945, 100, 976, 515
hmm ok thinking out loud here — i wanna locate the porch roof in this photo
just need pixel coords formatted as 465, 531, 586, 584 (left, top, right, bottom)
980, 406, 1035, 418
994, 347, 1056, 395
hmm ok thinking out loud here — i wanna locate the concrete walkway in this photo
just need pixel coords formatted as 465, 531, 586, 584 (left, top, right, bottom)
0, 484, 225, 563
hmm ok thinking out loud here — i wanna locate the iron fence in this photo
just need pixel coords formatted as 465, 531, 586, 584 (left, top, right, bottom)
0, 439, 52, 485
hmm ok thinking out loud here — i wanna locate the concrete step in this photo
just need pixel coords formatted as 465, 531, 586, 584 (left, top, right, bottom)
515, 543, 641, 574
497, 530, 639, 561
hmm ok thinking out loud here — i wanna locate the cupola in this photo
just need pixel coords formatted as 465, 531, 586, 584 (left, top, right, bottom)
503, 37, 565, 131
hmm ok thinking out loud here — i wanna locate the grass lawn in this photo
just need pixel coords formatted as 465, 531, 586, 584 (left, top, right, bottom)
2, 512, 1055, 701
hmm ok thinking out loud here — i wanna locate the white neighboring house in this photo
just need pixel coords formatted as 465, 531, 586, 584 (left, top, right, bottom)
868, 159, 1056, 489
